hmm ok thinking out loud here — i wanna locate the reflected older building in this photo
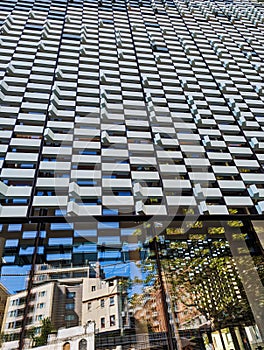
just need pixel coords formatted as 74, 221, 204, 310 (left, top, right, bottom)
2, 281, 83, 342
1, 325, 95, 350
82, 276, 130, 334
0, 283, 9, 331
133, 285, 167, 333
1, 265, 130, 349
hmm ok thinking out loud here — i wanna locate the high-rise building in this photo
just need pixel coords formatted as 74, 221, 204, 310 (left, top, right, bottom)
0, 0, 264, 221
0, 0, 264, 349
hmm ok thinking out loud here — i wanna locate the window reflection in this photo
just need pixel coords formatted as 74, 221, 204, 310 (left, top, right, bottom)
0, 219, 263, 349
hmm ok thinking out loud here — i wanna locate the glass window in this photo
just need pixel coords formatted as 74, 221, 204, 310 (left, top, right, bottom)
65, 315, 75, 321
65, 303, 74, 310
110, 315, 115, 327
100, 299, 105, 308
110, 296, 114, 306
101, 317, 105, 329
67, 292, 76, 299
79, 339, 87, 350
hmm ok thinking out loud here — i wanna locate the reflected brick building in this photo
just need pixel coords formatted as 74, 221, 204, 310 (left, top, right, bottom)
133, 286, 167, 333
0, 283, 9, 331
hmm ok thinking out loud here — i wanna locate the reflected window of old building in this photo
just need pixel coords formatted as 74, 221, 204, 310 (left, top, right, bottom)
110, 315, 116, 327
63, 342, 70, 350
79, 339, 87, 350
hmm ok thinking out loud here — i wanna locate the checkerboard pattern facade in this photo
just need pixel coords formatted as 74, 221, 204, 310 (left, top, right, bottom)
0, 0, 264, 221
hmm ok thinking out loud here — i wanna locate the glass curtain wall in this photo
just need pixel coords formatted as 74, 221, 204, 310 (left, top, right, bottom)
0, 218, 263, 350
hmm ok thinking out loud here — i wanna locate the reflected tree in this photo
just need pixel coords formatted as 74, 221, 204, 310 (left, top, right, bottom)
29, 318, 55, 347
163, 254, 254, 330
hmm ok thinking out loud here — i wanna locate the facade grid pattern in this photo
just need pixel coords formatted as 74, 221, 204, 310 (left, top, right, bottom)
0, 0, 264, 220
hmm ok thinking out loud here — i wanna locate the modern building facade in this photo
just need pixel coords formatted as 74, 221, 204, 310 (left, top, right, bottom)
0, 0, 264, 348
0, 0, 264, 220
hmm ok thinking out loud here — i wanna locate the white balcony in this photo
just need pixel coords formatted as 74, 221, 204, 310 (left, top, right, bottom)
198, 202, 229, 215
0, 181, 31, 198
153, 132, 178, 143
212, 166, 238, 175
69, 182, 101, 198
241, 174, 264, 184
36, 178, 69, 189
224, 197, 253, 207
234, 159, 259, 169
131, 171, 159, 180
218, 180, 245, 191
10, 138, 41, 149
0, 205, 28, 217
189, 172, 215, 182
193, 185, 222, 199
130, 157, 157, 165
1, 169, 35, 179
42, 147, 72, 156
133, 183, 163, 197
128, 144, 154, 151
44, 128, 73, 142
32, 196, 68, 207
102, 163, 130, 172
102, 149, 128, 157
163, 179, 191, 190
14, 125, 43, 135
256, 201, 264, 214
157, 149, 183, 159
67, 202, 102, 216
5, 153, 38, 163
39, 162, 71, 171
159, 164, 187, 174
102, 178, 132, 189
103, 196, 134, 206
136, 201, 167, 215
166, 196, 196, 206
71, 170, 101, 179
0, 130, 12, 139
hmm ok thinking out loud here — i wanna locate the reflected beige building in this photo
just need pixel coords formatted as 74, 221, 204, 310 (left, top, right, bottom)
2, 281, 82, 342
82, 276, 130, 334
2, 268, 129, 345
0, 283, 9, 331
